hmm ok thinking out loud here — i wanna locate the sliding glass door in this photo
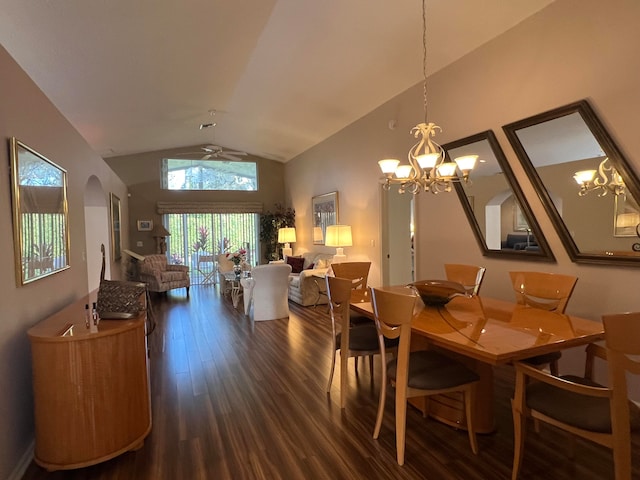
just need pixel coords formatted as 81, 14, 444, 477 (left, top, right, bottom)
164, 212, 259, 285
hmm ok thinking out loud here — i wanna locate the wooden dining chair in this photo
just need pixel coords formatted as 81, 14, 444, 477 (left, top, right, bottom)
444, 263, 486, 296
509, 271, 578, 375
325, 276, 386, 408
331, 261, 372, 325
370, 287, 479, 465
511, 311, 640, 480
330, 261, 371, 290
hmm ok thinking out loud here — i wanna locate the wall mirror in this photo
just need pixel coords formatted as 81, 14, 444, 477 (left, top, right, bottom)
10, 138, 70, 285
443, 130, 555, 261
503, 99, 640, 266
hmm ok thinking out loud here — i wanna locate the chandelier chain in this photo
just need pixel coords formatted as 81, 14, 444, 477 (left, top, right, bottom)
421, 0, 428, 125
376, 0, 477, 194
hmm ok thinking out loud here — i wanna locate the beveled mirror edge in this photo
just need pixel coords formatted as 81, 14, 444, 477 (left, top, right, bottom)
444, 130, 556, 262
502, 99, 640, 267
9, 137, 71, 286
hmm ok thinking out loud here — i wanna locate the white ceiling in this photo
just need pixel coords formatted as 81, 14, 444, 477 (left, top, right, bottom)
0, 0, 554, 162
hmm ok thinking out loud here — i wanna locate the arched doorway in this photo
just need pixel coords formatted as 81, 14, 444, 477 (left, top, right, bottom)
84, 176, 110, 291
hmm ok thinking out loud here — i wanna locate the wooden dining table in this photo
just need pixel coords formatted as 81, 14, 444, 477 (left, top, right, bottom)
349, 286, 605, 433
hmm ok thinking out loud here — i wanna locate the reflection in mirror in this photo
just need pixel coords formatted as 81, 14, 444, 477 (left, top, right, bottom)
443, 131, 554, 261
10, 138, 70, 285
503, 99, 640, 266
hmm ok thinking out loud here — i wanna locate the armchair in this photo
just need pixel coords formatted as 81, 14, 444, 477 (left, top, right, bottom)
246, 263, 292, 321
138, 254, 190, 296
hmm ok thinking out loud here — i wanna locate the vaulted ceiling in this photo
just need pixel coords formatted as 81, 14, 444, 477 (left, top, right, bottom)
0, 0, 554, 162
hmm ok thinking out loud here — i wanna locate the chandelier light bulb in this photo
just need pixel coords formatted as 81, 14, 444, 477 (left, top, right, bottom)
574, 169, 596, 185
416, 153, 440, 169
395, 164, 413, 179
378, 158, 400, 175
436, 162, 458, 178
454, 155, 478, 172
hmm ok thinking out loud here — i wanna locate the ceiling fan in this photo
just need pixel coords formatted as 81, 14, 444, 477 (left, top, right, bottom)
174, 109, 248, 161
175, 144, 248, 162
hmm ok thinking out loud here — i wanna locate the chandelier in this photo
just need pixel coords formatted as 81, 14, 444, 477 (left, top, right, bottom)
378, 0, 477, 195
573, 157, 625, 196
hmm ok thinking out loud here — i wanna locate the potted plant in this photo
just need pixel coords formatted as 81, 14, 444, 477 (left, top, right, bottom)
260, 204, 295, 262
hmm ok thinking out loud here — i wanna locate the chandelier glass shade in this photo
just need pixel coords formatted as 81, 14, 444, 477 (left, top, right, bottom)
573, 157, 625, 196
377, 0, 476, 195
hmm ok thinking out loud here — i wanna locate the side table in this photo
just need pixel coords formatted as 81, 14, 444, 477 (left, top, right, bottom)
223, 272, 243, 309
311, 271, 329, 308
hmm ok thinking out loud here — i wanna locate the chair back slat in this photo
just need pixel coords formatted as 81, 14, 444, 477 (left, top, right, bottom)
370, 287, 415, 342
445, 264, 486, 296
326, 276, 353, 333
509, 271, 577, 313
331, 262, 371, 290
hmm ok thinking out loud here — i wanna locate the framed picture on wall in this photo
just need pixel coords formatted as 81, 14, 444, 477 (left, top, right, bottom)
110, 193, 122, 260
137, 220, 153, 231
312, 191, 339, 245
513, 203, 529, 232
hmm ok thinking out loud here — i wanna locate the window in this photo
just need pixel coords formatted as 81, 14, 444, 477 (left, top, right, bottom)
161, 158, 258, 191
164, 213, 259, 285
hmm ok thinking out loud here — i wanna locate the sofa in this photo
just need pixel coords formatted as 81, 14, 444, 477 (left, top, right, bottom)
138, 254, 190, 296
501, 233, 539, 251
283, 252, 334, 306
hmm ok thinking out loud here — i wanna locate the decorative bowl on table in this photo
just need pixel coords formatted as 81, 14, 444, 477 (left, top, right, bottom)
408, 280, 468, 306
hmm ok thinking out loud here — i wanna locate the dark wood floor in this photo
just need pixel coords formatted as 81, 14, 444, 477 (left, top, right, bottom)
23, 286, 639, 479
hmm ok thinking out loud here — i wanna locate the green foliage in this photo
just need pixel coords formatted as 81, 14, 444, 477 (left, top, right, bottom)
260, 204, 295, 262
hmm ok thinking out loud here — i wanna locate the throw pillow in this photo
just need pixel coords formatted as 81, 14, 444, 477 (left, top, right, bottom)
316, 258, 327, 269
286, 256, 305, 274
306, 262, 315, 270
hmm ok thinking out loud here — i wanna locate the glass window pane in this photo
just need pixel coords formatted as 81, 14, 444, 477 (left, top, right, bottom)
162, 158, 257, 191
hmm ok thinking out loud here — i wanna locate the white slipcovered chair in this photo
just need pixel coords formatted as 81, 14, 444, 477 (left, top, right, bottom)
246, 264, 292, 321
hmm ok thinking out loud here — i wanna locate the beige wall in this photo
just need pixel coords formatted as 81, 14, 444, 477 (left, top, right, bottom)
285, 0, 640, 394
0, 46, 129, 478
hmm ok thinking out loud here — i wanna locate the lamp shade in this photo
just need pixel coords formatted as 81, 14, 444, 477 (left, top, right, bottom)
278, 227, 297, 244
325, 225, 352, 247
574, 169, 597, 185
152, 224, 171, 237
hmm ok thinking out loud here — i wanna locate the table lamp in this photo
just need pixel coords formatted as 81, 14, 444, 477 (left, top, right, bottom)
151, 224, 171, 254
278, 227, 296, 258
325, 224, 352, 263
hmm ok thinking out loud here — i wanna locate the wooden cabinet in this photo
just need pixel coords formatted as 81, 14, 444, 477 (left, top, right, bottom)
27, 294, 151, 471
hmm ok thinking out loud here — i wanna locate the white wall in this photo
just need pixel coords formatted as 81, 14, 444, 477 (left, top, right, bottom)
285, 0, 640, 397
0, 45, 129, 479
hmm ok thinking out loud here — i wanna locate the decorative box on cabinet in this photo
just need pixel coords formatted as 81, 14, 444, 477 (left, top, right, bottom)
27, 294, 151, 471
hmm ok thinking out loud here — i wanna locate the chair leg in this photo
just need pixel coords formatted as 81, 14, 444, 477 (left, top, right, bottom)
373, 371, 387, 440
612, 436, 632, 480
550, 359, 559, 376
464, 386, 478, 455
340, 351, 348, 409
395, 385, 407, 466
511, 401, 526, 480
326, 348, 337, 393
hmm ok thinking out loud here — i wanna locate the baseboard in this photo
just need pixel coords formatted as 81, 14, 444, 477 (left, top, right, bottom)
8, 440, 34, 480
